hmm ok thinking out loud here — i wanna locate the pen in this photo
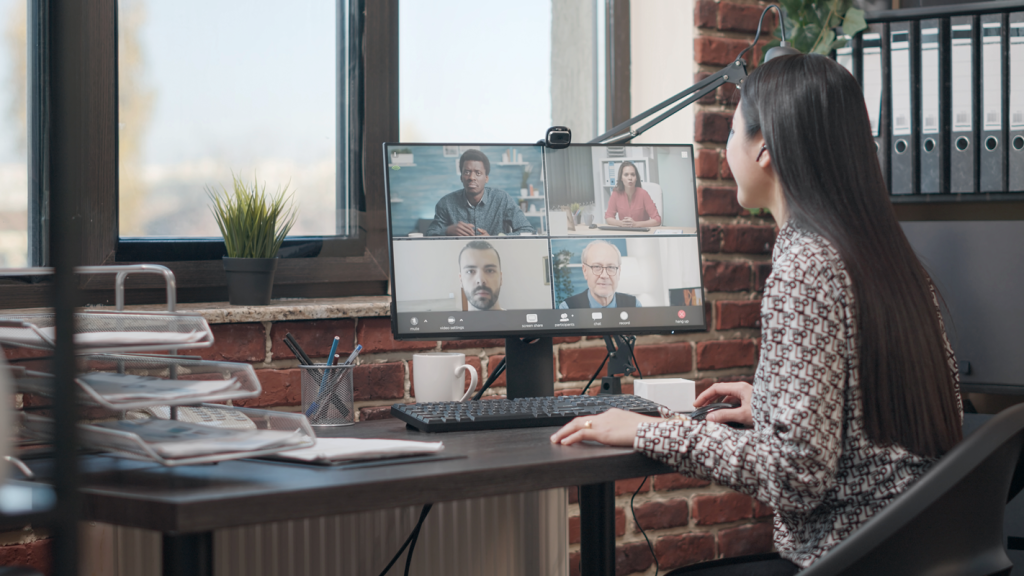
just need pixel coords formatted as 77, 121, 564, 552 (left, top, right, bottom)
342, 344, 362, 365
306, 336, 340, 418
285, 333, 314, 366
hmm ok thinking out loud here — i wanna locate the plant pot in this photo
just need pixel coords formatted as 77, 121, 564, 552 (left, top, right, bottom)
223, 257, 278, 306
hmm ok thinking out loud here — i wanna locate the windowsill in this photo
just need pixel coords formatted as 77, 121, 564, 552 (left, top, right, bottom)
10, 296, 392, 324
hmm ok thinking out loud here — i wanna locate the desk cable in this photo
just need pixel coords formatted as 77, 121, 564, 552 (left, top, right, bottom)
378, 503, 433, 576
631, 476, 659, 576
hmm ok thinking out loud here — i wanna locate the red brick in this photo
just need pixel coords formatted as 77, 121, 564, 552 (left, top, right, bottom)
353, 362, 404, 400
700, 224, 723, 253
616, 507, 626, 536
719, 2, 776, 33
616, 541, 655, 576
4, 347, 49, 361
697, 186, 741, 216
702, 260, 751, 292
615, 476, 651, 496
236, 368, 301, 408
696, 378, 714, 397
715, 300, 762, 330
553, 336, 582, 344
441, 339, 504, 350
634, 499, 689, 531
0, 538, 51, 575
269, 320, 355, 362
655, 533, 715, 571
694, 0, 717, 29
358, 405, 396, 421
695, 36, 750, 67
559, 346, 610, 381
486, 355, 507, 388
633, 343, 693, 376
754, 499, 774, 518
569, 551, 581, 576
555, 388, 583, 397
696, 340, 756, 370
568, 485, 578, 504
719, 522, 775, 558
720, 151, 734, 178
180, 323, 265, 362
692, 491, 754, 525
356, 318, 436, 353
695, 149, 719, 179
754, 263, 773, 292
694, 110, 732, 143
653, 473, 711, 491
568, 509, 625, 544
410, 355, 482, 398
722, 224, 777, 254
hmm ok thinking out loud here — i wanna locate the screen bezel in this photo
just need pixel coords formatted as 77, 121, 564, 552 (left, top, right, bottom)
382, 142, 707, 341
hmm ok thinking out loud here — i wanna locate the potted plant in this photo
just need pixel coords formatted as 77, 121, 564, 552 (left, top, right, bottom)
207, 174, 298, 306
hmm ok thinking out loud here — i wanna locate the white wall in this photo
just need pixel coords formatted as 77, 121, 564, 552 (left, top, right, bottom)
631, 0, 694, 146
392, 238, 553, 312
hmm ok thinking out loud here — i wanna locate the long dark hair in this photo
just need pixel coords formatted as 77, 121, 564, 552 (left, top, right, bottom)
740, 54, 961, 457
613, 161, 642, 193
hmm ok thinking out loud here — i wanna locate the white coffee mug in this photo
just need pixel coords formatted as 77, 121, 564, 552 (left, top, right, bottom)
413, 353, 479, 402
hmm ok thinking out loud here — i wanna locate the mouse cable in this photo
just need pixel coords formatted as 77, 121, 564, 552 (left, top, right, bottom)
473, 357, 506, 400
623, 335, 643, 380
579, 351, 610, 396
631, 476, 659, 576
377, 503, 433, 576
403, 503, 432, 576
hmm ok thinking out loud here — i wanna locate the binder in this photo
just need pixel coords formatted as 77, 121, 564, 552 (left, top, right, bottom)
1009, 12, 1024, 192
979, 13, 1008, 193
949, 16, 977, 193
889, 22, 916, 195
919, 19, 946, 194
863, 24, 889, 189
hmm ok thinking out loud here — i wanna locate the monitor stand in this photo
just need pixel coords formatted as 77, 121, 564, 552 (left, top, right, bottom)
504, 337, 554, 399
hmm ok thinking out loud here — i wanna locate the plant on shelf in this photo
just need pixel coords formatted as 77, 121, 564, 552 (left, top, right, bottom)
552, 249, 575, 304
207, 173, 298, 306
762, 0, 867, 58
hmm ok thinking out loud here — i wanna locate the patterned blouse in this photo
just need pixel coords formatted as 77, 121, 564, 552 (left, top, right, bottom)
634, 223, 961, 568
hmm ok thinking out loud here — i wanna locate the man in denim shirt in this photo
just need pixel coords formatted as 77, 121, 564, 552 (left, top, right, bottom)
426, 150, 535, 236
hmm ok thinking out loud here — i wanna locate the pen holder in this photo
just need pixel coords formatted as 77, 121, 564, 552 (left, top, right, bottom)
300, 364, 355, 427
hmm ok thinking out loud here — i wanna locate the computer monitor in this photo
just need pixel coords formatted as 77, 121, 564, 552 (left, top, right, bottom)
384, 142, 706, 397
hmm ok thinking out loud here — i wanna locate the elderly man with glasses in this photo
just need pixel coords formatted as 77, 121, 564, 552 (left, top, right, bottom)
558, 240, 642, 309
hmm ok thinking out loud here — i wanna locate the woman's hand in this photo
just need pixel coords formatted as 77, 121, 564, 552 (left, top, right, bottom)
693, 381, 754, 428
550, 408, 662, 447
621, 217, 636, 227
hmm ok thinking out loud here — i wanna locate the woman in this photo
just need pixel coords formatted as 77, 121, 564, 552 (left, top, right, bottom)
605, 161, 662, 227
552, 54, 962, 574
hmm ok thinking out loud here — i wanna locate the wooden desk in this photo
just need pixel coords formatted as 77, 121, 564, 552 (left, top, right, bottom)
562, 226, 697, 236
26, 419, 671, 576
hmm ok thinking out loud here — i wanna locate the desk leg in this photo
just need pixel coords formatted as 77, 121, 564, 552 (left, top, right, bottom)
163, 532, 213, 576
579, 482, 615, 576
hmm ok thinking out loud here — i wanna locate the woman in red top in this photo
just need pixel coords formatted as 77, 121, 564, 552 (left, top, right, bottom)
604, 161, 662, 227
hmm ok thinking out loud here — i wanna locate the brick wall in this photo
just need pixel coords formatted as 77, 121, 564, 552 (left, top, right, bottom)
0, 3, 781, 573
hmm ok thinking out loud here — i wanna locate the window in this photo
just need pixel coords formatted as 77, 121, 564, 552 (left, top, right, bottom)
0, 0, 28, 268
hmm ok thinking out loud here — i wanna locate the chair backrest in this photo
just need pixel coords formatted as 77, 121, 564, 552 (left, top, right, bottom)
800, 402, 1024, 576
643, 182, 663, 217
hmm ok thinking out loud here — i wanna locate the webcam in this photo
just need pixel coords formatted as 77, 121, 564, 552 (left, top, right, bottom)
544, 126, 571, 149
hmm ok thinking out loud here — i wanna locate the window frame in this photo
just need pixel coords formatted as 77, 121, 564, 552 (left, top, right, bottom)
0, 0, 396, 309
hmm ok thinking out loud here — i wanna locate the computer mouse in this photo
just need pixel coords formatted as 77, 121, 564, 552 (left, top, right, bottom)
689, 402, 741, 422
589, 224, 598, 229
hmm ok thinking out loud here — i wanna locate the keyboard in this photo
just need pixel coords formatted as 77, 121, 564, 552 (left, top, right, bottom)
596, 225, 650, 232
391, 394, 663, 433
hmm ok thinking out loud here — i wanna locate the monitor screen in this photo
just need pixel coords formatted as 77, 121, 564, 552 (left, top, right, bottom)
384, 143, 706, 340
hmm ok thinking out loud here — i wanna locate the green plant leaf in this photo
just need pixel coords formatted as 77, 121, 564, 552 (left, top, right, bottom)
813, 29, 836, 54
842, 7, 867, 37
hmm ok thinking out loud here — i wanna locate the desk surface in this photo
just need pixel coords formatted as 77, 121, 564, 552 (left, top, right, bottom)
27, 419, 671, 534
563, 226, 697, 236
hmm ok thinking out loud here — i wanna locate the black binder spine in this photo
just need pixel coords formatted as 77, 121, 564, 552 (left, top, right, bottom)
949, 15, 978, 193
920, 19, 947, 194
889, 21, 916, 195
1009, 12, 1024, 192
864, 24, 889, 190
979, 13, 1008, 193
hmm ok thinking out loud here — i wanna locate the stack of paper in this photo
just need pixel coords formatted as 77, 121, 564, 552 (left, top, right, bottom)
77, 372, 240, 402
88, 419, 306, 459
274, 437, 444, 464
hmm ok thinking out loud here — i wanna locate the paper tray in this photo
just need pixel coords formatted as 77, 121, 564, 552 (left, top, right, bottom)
22, 406, 316, 467
16, 354, 262, 410
0, 311, 214, 353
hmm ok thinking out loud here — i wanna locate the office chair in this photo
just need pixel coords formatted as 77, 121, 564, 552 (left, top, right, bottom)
798, 401, 1024, 576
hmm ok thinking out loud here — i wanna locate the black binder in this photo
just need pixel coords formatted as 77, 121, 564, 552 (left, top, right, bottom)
863, 24, 889, 189
1010, 12, 1024, 192
919, 19, 946, 194
979, 13, 1008, 193
889, 21, 916, 195
949, 16, 978, 193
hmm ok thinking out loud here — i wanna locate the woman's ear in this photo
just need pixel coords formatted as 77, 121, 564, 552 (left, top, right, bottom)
755, 142, 771, 168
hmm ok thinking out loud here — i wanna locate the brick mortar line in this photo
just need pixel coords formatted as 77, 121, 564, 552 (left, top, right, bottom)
696, 27, 772, 42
